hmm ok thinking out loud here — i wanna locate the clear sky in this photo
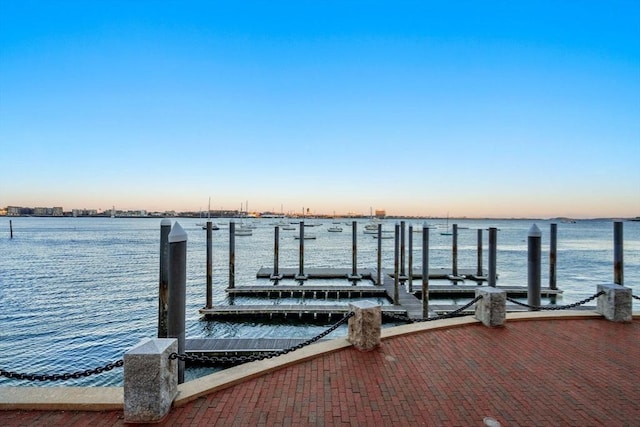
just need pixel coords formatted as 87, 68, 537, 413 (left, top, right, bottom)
1, 1, 639, 218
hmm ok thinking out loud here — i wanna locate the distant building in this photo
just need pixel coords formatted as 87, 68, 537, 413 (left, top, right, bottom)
375, 209, 386, 218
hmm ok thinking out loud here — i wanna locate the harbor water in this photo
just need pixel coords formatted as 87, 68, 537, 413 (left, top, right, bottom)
1, 217, 638, 386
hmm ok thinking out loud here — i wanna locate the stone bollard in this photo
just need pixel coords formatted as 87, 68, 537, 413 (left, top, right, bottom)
124, 338, 178, 423
596, 283, 632, 322
347, 301, 381, 351
475, 288, 506, 327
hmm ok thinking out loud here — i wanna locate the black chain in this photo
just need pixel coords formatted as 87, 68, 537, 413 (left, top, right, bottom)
506, 291, 605, 311
170, 312, 355, 366
382, 295, 483, 323
633, 294, 640, 301
0, 359, 124, 382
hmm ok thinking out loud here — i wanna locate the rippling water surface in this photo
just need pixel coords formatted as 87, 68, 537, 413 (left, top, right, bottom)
1, 217, 638, 386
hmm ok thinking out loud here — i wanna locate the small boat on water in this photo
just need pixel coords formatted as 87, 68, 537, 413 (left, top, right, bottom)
328, 225, 343, 232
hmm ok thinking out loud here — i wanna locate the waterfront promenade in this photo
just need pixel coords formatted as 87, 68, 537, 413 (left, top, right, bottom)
2, 312, 638, 426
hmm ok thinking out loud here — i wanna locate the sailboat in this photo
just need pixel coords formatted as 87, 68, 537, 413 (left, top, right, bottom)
440, 213, 452, 236
201, 197, 220, 230
235, 202, 253, 236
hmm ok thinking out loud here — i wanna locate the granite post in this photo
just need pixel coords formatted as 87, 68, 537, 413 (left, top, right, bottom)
474, 288, 506, 327
596, 283, 632, 322
124, 338, 178, 423
347, 301, 381, 351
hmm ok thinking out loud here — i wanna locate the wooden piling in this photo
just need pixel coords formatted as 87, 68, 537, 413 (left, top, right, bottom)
168, 222, 187, 383
349, 221, 361, 280
9, 220, 13, 239
549, 223, 557, 290
229, 222, 235, 289
400, 221, 406, 277
158, 219, 171, 338
452, 223, 458, 277
394, 223, 400, 305
296, 221, 307, 280
206, 221, 213, 309
476, 228, 483, 277
422, 223, 430, 318
376, 223, 382, 285
408, 224, 413, 292
614, 221, 623, 285
527, 224, 542, 309
488, 227, 497, 287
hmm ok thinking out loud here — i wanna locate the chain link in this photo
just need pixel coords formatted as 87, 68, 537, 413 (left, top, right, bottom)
506, 291, 605, 311
170, 312, 354, 366
0, 359, 124, 382
633, 294, 640, 301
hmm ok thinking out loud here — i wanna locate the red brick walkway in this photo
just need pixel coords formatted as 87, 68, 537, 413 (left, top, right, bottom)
3, 318, 639, 426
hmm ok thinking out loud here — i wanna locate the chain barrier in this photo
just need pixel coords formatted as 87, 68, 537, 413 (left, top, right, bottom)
506, 291, 605, 311
0, 359, 124, 382
633, 294, 640, 301
170, 312, 354, 366
382, 295, 483, 324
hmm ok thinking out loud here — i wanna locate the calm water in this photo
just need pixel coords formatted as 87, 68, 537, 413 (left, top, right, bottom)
1, 217, 638, 386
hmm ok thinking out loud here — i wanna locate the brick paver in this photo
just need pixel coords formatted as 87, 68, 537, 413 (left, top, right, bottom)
2, 318, 639, 426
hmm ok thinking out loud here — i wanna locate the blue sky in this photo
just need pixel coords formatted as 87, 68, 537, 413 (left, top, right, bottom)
1, 1, 639, 218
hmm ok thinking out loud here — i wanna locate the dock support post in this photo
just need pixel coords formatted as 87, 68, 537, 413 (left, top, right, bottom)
158, 219, 171, 338
347, 301, 381, 351
206, 221, 213, 309
549, 223, 557, 304
488, 227, 497, 287
400, 221, 406, 279
422, 223, 430, 318
393, 223, 400, 305
271, 226, 283, 280
614, 221, 623, 285
408, 224, 413, 292
229, 222, 235, 289
9, 220, 13, 239
296, 221, 307, 280
348, 221, 361, 280
452, 223, 458, 277
596, 283, 632, 322
527, 224, 542, 310
124, 338, 178, 423
476, 228, 483, 278
376, 223, 382, 285
168, 222, 187, 383
475, 288, 506, 327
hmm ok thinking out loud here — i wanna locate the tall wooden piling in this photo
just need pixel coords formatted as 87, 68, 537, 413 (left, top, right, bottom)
376, 223, 382, 285
349, 221, 361, 280
452, 223, 458, 277
408, 224, 413, 292
476, 229, 483, 277
614, 221, 623, 285
400, 221, 406, 278
296, 221, 307, 280
229, 222, 235, 289
205, 221, 213, 309
422, 223, 430, 318
168, 222, 187, 383
549, 223, 557, 290
488, 227, 497, 287
158, 219, 171, 338
9, 220, 13, 239
527, 224, 542, 309
271, 226, 282, 280
393, 223, 400, 305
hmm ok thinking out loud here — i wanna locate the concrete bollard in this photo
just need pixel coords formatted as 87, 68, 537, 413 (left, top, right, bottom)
347, 301, 381, 351
527, 224, 542, 309
475, 288, 506, 327
596, 283, 632, 322
124, 338, 178, 423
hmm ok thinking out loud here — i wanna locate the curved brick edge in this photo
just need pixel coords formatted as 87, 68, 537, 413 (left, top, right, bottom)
2, 311, 637, 411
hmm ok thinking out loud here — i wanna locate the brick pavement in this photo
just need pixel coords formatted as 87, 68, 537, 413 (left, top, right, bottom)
2, 318, 639, 426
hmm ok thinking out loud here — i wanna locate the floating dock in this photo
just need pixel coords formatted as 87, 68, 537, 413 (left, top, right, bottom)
198, 304, 407, 320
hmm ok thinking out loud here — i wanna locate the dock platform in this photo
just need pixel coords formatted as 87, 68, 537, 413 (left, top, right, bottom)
198, 304, 407, 320
226, 285, 387, 298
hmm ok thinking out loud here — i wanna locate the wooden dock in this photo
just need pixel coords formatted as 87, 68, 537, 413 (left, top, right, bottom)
226, 285, 388, 298
256, 267, 375, 280
185, 338, 315, 356
199, 304, 408, 320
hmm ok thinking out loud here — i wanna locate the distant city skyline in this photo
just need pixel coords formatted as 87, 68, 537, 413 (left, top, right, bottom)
1, 2, 639, 219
